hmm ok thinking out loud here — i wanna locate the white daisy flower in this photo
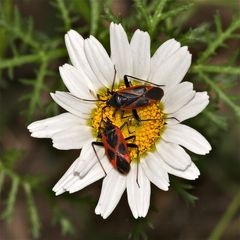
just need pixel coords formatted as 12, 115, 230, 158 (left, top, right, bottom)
28, 23, 211, 219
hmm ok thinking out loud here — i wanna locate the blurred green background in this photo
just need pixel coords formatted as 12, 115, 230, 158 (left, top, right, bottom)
0, 0, 240, 239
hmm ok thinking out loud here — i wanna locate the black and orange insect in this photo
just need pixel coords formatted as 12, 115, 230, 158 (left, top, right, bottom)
107, 74, 164, 121
74, 67, 164, 122
92, 118, 139, 180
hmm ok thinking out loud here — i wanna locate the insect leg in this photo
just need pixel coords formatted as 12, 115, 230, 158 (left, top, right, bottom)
112, 108, 118, 118
125, 135, 136, 143
124, 75, 165, 87
91, 142, 107, 177
127, 143, 140, 188
132, 109, 141, 123
111, 65, 117, 92
100, 105, 109, 123
124, 75, 131, 87
120, 122, 135, 135
120, 109, 141, 123
120, 110, 125, 119
138, 118, 163, 122
164, 116, 180, 122
120, 112, 135, 121
139, 116, 180, 123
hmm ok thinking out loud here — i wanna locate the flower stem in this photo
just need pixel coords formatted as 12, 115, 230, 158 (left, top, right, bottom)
0, 48, 66, 69
133, 0, 150, 27
198, 17, 240, 63
193, 65, 240, 75
56, 0, 72, 31
90, 0, 100, 35
23, 182, 41, 239
208, 190, 240, 240
149, 0, 168, 38
27, 60, 48, 121
198, 72, 240, 119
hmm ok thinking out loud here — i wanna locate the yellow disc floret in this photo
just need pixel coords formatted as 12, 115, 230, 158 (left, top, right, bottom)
91, 84, 165, 162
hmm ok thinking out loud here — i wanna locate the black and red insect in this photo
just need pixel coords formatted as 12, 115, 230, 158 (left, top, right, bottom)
92, 118, 139, 179
75, 67, 164, 122
107, 74, 164, 121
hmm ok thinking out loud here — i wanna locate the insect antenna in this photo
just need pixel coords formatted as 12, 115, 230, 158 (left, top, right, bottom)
68, 92, 106, 102
124, 75, 165, 87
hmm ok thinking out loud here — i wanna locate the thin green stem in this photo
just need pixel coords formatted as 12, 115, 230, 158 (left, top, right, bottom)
27, 60, 48, 121
203, 110, 227, 130
23, 182, 41, 239
198, 72, 240, 119
161, 3, 194, 21
149, 0, 168, 37
208, 190, 240, 240
0, 160, 41, 238
0, 48, 66, 69
0, 0, 13, 56
0, 17, 39, 50
198, 17, 240, 63
133, 0, 150, 28
1, 176, 19, 223
56, 0, 71, 30
193, 65, 240, 75
0, 171, 5, 193
90, 0, 100, 35
0, 162, 17, 179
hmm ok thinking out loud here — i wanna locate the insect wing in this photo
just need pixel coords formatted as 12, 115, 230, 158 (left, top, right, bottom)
117, 86, 148, 110
144, 86, 164, 101
102, 125, 117, 164
101, 124, 131, 174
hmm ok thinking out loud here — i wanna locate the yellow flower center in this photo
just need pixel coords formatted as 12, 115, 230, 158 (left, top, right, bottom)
91, 84, 166, 162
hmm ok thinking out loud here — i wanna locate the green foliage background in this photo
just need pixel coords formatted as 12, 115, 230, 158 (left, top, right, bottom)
0, 0, 240, 239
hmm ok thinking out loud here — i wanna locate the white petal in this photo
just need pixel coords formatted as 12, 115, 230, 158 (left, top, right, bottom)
68, 156, 113, 193
141, 152, 169, 191
73, 141, 105, 177
130, 30, 150, 79
162, 82, 195, 114
51, 91, 95, 119
52, 125, 92, 150
150, 45, 191, 86
156, 140, 191, 171
162, 160, 200, 180
95, 169, 126, 219
28, 113, 86, 138
55, 188, 67, 196
110, 22, 133, 79
56, 175, 79, 195
52, 157, 80, 193
150, 39, 181, 72
163, 124, 212, 155
53, 155, 112, 195
168, 92, 209, 124
59, 64, 96, 99
65, 30, 99, 92
127, 163, 150, 218
84, 36, 116, 89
